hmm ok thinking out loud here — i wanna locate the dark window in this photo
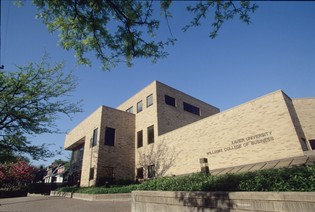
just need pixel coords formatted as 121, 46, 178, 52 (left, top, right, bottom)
126, 107, 133, 113
147, 125, 154, 144
92, 128, 98, 147
147, 94, 153, 107
105, 127, 115, 146
136, 167, 144, 179
89, 167, 94, 180
137, 101, 143, 113
137, 130, 143, 148
183, 102, 200, 116
104, 167, 114, 179
148, 165, 155, 178
71, 144, 84, 163
310, 139, 315, 150
165, 95, 176, 107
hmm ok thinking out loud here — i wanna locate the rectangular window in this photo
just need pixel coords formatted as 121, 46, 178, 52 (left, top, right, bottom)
137, 100, 143, 113
147, 125, 154, 144
165, 95, 176, 107
126, 106, 133, 114
92, 128, 98, 147
104, 167, 114, 179
147, 94, 153, 107
183, 102, 200, 116
137, 130, 143, 148
148, 165, 155, 178
105, 127, 115, 146
310, 139, 315, 150
136, 167, 144, 179
89, 167, 95, 180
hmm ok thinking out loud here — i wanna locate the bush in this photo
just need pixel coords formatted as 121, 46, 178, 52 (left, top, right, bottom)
239, 165, 315, 191
56, 165, 315, 194
0, 160, 37, 191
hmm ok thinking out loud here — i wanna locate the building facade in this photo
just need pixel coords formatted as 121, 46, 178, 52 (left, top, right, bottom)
64, 81, 315, 187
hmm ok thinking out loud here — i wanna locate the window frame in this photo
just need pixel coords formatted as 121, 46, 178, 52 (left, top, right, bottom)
104, 127, 116, 146
89, 167, 95, 180
309, 139, 315, 150
136, 167, 144, 179
137, 100, 143, 113
104, 167, 114, 179
165, 95, 176, 107
183, 102, 200, 116
137, 130, 143, 148
147, 125, 154, 144
146, 94, 153, 108
148, 165, 155, 178
91, 128, 98, 147
126, 106, 133, 114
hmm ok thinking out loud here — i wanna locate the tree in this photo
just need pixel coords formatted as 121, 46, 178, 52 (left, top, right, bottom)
29, 0, 258, 70
0, 160, 37, 190
0, 55, 82, 161
137, 139, 177, 178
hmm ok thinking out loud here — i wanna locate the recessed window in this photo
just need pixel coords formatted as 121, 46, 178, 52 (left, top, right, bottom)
183, 102, 200, 116
104, 167, 114, 179
310, 139, 315, 150
165, 95, 176, 107
137, 130, 143, 148
148, 165, 155, 178
137, 101, 143, 113
126, 106, 133, 114
89, 167, 95, 180
147, 125, 154, 144
92, 128, 98, 147
147, 94, 153, 107
105, 127, 115, 146
136, 167, 144, 179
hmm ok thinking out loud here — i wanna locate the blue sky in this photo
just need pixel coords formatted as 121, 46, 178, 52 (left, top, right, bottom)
1, 1, 315, 166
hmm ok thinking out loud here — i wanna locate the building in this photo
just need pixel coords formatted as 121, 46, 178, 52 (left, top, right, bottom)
43, 164, 66, 183
64, 81, 315, 187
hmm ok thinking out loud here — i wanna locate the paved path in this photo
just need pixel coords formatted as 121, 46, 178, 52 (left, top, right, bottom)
0, 196, 131, 212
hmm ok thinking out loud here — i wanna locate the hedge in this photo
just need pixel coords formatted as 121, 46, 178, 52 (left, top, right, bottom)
56, 165, 315, 194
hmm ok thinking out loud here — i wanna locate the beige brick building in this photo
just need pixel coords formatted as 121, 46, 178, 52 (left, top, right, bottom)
64, 81, 315, 187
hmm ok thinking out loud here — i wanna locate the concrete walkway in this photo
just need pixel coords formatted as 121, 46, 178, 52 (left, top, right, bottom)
0, 196, 131, 212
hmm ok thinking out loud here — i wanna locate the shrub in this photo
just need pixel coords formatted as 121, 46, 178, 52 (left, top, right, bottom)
239, 165, 315, 191
0, 160, 37, 191
56, 165, 315, 194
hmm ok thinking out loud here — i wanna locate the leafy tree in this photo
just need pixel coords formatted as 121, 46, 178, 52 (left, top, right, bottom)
0, 160, 37, 190
30, 0, 258, 70
0, 55, 82, 161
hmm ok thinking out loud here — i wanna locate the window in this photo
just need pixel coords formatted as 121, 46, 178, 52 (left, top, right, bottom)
104, 167, 114, 179
310, 139, 315, 150
126, 106, 133, 114
137, 130, 143, 148
137, 101, 143, 113
89, 167, 95, 180
148, 165, 155, 178
147, 94, 153, 107
165, 95, 176, 107
105, 127, 115, 146
147, 125, 154, 144
183, 102, 200, 116
92, 128, 98, 147
136, 167, 144, 179
71, 144, 84, 163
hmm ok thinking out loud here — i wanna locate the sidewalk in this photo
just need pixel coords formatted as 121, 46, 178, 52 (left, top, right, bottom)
0, 196, 131, 212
